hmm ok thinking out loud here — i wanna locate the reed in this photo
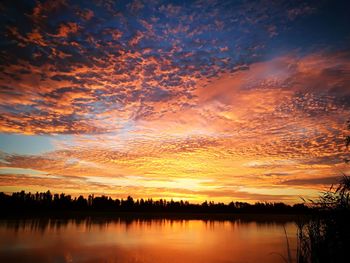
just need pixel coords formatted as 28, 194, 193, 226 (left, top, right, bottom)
296, 175, 350, 263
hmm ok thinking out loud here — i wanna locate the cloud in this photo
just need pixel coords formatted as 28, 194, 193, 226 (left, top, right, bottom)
77, 9, 94, 21
282, 176, 342, 186
1, 0, 350, 202
55, 22, 79, 38
1, 50, 349, 202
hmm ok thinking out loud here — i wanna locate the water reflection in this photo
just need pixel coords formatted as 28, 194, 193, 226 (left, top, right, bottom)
0, 217, 297, 263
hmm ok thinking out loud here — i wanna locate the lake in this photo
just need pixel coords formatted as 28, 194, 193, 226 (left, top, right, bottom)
0, 217, 297, 263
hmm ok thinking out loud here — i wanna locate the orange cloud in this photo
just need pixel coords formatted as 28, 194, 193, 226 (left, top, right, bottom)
1, 51, 350, 203
55, 22, 79, 38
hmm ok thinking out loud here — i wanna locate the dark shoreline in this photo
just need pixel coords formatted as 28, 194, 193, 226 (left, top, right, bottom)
0, 211, 308, 223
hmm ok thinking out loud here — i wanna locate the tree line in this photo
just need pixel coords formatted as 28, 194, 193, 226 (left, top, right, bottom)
0, 190, 309, 215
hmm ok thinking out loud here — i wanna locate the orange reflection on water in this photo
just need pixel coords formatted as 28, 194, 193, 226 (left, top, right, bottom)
0, 218, 297, 263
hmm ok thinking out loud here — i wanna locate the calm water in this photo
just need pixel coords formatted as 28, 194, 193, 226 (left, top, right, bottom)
0, 218, 297, 263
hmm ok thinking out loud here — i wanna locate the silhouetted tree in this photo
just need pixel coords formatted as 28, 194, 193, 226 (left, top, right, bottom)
0, 190, 310, 216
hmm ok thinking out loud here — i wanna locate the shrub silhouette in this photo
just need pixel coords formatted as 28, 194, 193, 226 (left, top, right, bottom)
297, 119, 350, 263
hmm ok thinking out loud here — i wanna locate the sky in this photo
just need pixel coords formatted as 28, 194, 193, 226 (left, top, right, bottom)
1, 0, 350, 203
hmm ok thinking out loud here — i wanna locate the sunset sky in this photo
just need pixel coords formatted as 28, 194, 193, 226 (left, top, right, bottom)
1, 0, 350, 203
